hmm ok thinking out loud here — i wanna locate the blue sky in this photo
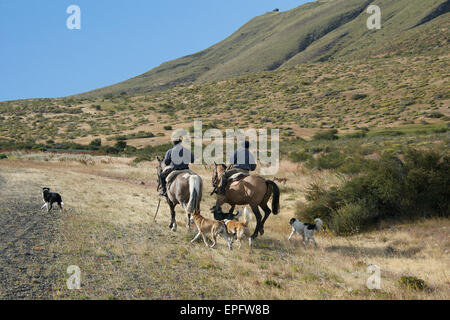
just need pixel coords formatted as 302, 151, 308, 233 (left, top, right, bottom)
0, 0, 308, 101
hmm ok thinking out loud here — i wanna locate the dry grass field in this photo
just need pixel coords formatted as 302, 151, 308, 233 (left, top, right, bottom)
0, 153, 448, 300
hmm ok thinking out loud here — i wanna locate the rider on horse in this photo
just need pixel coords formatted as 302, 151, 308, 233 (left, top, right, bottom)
159, 136, 195, 196
217, 139, 256, 195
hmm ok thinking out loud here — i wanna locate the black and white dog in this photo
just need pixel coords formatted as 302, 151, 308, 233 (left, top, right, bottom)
288, 217, 323, 247
41, 187, 64, 212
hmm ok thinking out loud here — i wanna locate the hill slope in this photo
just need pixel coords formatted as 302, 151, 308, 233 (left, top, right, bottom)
76, 0, 449, 98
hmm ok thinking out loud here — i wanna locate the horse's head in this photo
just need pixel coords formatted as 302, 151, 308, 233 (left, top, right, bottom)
212, 162, 227, 188
156, 156, 164, 191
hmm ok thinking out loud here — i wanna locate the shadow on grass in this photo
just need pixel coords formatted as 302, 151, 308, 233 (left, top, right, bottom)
324, 245, 422, 258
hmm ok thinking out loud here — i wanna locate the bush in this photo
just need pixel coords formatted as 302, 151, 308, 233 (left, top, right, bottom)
89, 138, 102, 147
351, 93, 368, 100
0, 154, 7, 160
312, 129, 338, 141
399, 276, 426, 291
289, 150, 311, 163
296, 149, 449, 235
344, 130, 367, 139
307, 151, 346, 170
114, 141, 127, 150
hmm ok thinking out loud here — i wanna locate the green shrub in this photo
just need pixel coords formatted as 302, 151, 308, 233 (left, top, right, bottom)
399, 276, 426, 291
307, 151, 346, 170
296, 149, 449, 235
351, 93, 368, 100
114, 141, 127, 150
312, 129, 338, 141
0, 154, 7, 160
344, 130, 367, 139
89, 138, 102, 147
288, 150, 311, 162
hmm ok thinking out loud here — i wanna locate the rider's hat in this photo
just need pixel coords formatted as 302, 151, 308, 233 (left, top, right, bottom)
172, 136, 183, 144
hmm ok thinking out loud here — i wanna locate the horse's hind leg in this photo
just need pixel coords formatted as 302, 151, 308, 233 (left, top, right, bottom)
259, 202, 272, 236
168, 201, 177, 231
184, 209, 191, 231
250, 205, 262, 239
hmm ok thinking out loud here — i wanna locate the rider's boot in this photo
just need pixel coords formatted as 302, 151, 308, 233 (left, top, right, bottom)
159, 179, 167, 196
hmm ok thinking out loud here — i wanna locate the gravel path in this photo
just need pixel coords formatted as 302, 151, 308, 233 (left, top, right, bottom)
0, 169, 59, 299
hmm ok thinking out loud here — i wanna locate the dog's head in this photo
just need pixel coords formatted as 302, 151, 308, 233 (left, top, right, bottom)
42, 187, 50, 193
314, 218, 323, 231
289, 218, 297, 226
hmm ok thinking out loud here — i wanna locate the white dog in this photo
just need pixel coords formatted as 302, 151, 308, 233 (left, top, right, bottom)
288, 217, 323, 247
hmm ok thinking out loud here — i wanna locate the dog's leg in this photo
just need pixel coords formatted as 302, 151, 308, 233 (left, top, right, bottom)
191, 232, 202, 243
41, 203, 47, 210
201, 233, 210, 247
312, 236, 317, 248
288, 229, 295, 241
58, 202, 63, 212
47, 202, 52, 213
210, 230, 217, 248
302, 232, 307, 246
248, 237, 252, 248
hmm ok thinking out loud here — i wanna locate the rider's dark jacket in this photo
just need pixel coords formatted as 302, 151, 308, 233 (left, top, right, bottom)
163, 144, 194, 170
229, 147, 256, 171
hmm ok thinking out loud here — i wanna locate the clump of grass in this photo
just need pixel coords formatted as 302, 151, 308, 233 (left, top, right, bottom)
399, 276, 426, 291
264, 280, 281, 288
0, 153, 7, 159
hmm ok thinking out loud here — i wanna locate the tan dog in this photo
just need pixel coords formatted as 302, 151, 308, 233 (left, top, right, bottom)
224, 207, 252, 249
191, 211, 232, 250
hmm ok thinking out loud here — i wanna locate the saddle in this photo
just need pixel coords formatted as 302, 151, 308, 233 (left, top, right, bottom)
227, 172, 249, 186
166, 169, 193, 190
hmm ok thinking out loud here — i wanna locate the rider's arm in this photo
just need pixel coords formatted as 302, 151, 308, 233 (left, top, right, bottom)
249, 151, 257, 171
163, 149, 172, 166
190, 149, 194, 164
229, 150, 238, 165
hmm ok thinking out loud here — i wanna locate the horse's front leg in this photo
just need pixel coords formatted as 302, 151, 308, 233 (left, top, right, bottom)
250, 205, 262, 239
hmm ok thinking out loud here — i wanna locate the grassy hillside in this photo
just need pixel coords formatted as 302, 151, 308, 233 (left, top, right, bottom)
1, 54, 448, 151
75, 0, 449, 98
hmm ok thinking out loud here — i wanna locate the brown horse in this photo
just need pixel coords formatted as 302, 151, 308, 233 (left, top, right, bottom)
156, 157, 202, 232
211, 164, 280, 239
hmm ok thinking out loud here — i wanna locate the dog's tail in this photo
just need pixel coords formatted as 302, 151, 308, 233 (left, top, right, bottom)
243, 207, 251, 226
265, 180, 280, 215
187, 175, 202, 214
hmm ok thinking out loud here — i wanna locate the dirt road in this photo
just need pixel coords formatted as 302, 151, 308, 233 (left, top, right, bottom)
0, 168, 59, 299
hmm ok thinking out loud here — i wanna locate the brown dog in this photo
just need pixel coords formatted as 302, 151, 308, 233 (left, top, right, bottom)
224, 207, 252, 249
191, 211, 232, 250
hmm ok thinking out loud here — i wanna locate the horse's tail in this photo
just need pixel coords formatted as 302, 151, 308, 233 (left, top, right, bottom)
265, 180, 280, 215
187, 175, 202, 214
